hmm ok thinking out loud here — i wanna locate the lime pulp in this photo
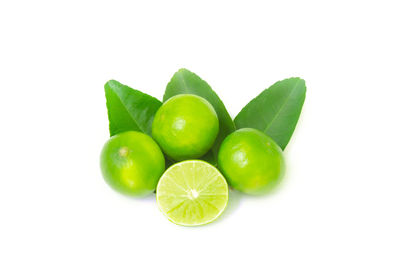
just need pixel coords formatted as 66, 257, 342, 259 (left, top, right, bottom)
156, 160, 229, 226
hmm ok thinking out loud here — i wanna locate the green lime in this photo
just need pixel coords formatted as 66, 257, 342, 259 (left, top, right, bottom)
156, 160, 228, 226
218, 128, 285, 195
100, 131, 165, 197
151, 94, 219, 161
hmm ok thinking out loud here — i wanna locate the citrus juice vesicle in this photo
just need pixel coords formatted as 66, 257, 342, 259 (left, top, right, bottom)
156, 160, 228, 226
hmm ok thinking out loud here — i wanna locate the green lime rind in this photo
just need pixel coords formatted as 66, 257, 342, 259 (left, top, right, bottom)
152, 94, 219, 161
100, 131, 165, 197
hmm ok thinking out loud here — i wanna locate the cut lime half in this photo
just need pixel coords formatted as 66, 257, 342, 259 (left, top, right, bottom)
156, 160, 229, 226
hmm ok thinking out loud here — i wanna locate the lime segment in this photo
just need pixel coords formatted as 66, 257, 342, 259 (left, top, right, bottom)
156, 160, 229, 226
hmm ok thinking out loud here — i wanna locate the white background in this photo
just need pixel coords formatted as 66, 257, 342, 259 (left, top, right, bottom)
1, 1, 399, 266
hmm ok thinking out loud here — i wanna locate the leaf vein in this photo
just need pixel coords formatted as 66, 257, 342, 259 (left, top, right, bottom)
263, 79, 301, 133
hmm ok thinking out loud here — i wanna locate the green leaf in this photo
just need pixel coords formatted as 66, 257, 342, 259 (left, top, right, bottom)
105, 80, 162, 136
164, 69, 236, 163
234, 77, 306, 150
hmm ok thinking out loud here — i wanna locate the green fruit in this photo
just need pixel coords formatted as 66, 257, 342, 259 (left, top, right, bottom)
218, 128, 285, 195
152, 94, 219, 161
100, 131, 165, 197
156, 160, 228, 226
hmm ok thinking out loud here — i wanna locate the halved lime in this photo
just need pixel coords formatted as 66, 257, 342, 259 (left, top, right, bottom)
156, 160, 229, 226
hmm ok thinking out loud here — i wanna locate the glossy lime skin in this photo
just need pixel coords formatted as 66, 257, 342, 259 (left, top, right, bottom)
218, 128, 285, 195
152, 94, 219, 161
100, 131, 165, 197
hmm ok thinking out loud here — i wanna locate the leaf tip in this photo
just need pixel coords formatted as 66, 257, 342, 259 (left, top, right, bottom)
276, 77, 307, 94
177, 67, 190, 73
175, 68, 198, 78
284, 76, 305, 83
104, 79, 120, 90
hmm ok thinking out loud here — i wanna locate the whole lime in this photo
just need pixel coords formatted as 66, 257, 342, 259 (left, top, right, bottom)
152, 94, 219, 161
218, 128, 285, 195
100, 131, 165, 197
